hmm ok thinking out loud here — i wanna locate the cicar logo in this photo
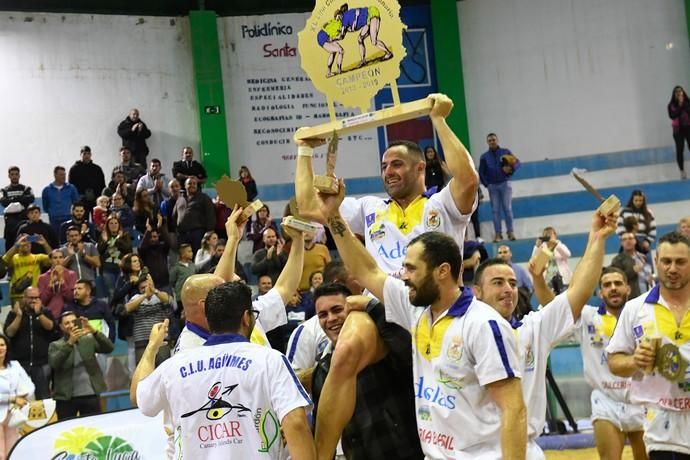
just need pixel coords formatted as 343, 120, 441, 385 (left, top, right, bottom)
414, 376, 456, 410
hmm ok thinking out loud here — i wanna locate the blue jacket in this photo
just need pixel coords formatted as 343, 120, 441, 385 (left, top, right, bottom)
41, 183, 79, 219
478, 147, 520, 187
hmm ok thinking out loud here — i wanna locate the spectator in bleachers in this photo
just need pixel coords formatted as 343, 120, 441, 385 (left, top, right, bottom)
97, 215, 133, 300
42, 166, 80, 236
117, 108, 151, 166
298, 270, 323, 315
2, 234, 51, 305
1, 166, 35, 249
38, 249, 76, 318
61, 226, 101, 285
108, 193, 135, 233
668, 85, 690, 179
136, 158, 169, 210
251, 227, 287, 283
424, 145, 450, 191
195, 239, 248, 281
103, 169, 135, 207
0, 333, 34, 457
15, 204, 58, 254
212, 195, 231, 241
63, 279, 116, 343
461, 238, 488, 284
112, 147, 145, 186
111, 254, 145, 371
132, 189, 156, 235
616, 189, 656, 253
170, 243, 197, 315
138, 215, 172, 291
176, 177, 215, 255
49, 311, 113, 419
160, 179, 182, 236
91, 195, 110, 233
679, 216, 690, 237
238, 165, 258, 202
68, 146, 106, 215
124, 275, 172, 366
172, 146, 207, 186
252, 275, 273, 301
496, 244, 533, 294
194, 231, 218, 268
479, 132, 520, 242
298, 233, 331, 292
247, 205, 279, 253
59, 202, 96, 245
532, 226, 572, 293
610, 232, 653, 299
283, 291, 314, 346
4, 287, 55, 399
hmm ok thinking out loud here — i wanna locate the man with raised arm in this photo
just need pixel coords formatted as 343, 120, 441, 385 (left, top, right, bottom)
607, 231, 690, 459
295, 93, 479, 275
471, 208, 618, 459
316, 179, 525, 460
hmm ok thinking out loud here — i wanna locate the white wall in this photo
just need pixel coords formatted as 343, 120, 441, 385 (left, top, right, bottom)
458, 0, 690, 161
0, 12, 199, 195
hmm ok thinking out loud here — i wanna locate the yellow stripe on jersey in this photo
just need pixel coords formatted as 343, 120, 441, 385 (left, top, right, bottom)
415, 314, 453, 361
601, 313, 618, 339
382, 195, 428, 235
654, 304, 690, 345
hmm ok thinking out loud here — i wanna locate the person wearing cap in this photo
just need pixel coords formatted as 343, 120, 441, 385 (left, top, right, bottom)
1, 166, 35, 249
68, 146, 106, 215
15, 203, 58, 254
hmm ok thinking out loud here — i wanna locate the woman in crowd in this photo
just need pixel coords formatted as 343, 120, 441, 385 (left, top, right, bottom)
194, 231, 218, 268
97, 215, 133, 300
0, 334, 34, 459
424, 146, 450, 191
238, 165, 258, 202
668, 85, 690, 179
132, 189, 155, 235
112, 253, 148, 373
247, 205, 279, 253
616, 189, 657, 253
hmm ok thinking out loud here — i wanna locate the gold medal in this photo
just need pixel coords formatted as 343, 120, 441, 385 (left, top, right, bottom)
656, 343, 689, 382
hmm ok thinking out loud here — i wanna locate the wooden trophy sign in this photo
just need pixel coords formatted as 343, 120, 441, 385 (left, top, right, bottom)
215, 175, 263, 223
313, 131, 340, 194
295, 0, 433, 141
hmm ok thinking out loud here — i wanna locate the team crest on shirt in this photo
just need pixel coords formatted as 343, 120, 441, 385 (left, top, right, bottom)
418, 405, 432, 421
369, 222, 386, 242
182, 382, 252, 421
589, 324, 605, 348
426, 209, 441, 230
446, 335, 463, 362
523, 344, 535, 372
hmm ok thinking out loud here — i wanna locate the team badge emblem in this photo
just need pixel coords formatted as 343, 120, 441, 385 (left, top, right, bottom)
656, 343, 689, 382
446, 335, 463, 362
426, 209, 441, 230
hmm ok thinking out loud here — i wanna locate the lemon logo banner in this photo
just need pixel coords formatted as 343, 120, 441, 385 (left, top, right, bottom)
9, 409, 166, 459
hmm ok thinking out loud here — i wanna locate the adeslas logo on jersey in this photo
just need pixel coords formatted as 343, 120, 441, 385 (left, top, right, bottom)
414, 376, 456, 409
376, 240, 407, 260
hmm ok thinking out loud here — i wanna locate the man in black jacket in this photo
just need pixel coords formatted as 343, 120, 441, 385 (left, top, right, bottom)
172, 146, 207, 185
117, 108, 151, 165
1, 166, 35, 248
68, 146, 106, 215
4, 287, 56, 399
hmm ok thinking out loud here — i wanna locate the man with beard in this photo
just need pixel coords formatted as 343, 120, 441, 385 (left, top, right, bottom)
320, 191, 525, 460
1, 166, 35, 248
59, 202, 96, 245
573, 267, 647, 460
608, 232, 690, 459
295, 93, 479, 275
117, 108, 151, 165
68, 146, 106, 214
470, 208, 618, 459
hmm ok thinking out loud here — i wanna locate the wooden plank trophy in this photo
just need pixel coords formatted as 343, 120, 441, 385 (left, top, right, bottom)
294, 0, 432, 148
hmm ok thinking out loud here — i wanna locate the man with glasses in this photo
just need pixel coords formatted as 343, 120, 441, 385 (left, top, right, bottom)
131, 282, 316, 460
4, 287, 55, 399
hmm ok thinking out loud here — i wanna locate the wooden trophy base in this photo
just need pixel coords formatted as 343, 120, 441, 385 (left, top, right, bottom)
598, 195, 621, 215
240, 199, 264, 223
530, 247, 553, 274
282, 216, 319, 234
294, 98, 433, 141
313, 175, 339, 194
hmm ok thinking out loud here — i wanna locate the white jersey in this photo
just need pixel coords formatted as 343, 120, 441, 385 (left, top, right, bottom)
174, 288, 286, 354
515, 292, 575, 447
577, 305, 633, 402
341, 186, 474, 274
383, 277, 521, 460
138, 334, 312, 460
285, 316, 329, 370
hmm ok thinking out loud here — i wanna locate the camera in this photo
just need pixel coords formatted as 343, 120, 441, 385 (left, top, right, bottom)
27, 234, 39, 243
137, 267, 150, 284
